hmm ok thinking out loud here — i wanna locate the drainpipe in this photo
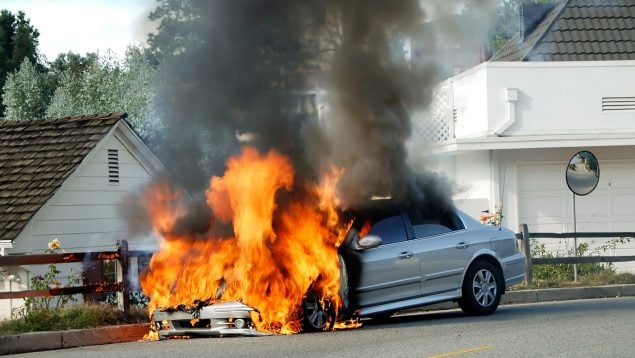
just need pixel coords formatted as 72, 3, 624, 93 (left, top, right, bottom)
494, 88, 518, 136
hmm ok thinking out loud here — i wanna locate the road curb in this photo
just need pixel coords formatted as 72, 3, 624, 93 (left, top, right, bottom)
2, 284, 634, 354
0, 323, 149, 355
503, 283, 635, 304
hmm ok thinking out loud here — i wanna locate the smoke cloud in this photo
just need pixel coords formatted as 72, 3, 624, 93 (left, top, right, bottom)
314, 1, 437, 207
146, 0, 496, 213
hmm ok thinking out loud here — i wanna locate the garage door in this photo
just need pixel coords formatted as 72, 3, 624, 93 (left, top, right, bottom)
517, 161, 635, 272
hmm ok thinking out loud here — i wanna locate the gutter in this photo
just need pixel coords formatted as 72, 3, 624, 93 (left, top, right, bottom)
494, 88, 518, 136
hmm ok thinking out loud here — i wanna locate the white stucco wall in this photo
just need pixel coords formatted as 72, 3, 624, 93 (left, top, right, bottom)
452, 61, 635, 137
422, 150, 492, 219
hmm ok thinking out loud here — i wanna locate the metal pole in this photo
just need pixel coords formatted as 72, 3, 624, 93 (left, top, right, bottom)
573, 193, 578, 282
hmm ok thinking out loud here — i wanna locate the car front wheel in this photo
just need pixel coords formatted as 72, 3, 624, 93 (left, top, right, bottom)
458, 260, 502, 315
302, 291, 335, 332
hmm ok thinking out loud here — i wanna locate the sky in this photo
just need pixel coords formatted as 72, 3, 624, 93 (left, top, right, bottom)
2, 0, 157, 61
0, 0, 474, 63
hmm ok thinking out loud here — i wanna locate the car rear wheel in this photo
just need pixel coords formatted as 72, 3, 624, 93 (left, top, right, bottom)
458, 260, 502, 315
302, 291, 335, 332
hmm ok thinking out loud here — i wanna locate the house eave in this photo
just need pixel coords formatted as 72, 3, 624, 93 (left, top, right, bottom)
414, 132, 635, 156
113, 121, 165, 175
0, 240, 13, 256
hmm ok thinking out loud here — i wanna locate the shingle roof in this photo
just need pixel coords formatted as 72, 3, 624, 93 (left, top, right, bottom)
492, 0, 635, 61
0, 113, 126, 242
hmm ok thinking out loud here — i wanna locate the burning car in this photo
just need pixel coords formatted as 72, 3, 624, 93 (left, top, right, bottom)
152, 301, 267, 339
150, 200, 525, 337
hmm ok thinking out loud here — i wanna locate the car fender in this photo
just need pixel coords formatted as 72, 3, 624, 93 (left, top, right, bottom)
459, 248, 506, 293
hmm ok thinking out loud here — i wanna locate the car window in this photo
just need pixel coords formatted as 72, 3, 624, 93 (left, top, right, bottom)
368, 215, 408, 245
403, 205, 465, 232
413, 224, 452, 238
440, 210, 465, 230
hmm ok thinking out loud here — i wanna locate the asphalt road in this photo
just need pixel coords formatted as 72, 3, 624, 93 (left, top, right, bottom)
15, 297, 635, 358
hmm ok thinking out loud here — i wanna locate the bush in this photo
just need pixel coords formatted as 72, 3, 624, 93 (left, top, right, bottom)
530, 237, 635, 287
0, 304, 149, 335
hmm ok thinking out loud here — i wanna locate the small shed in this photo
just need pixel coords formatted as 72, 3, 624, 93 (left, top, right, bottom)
0, 113, 164, 318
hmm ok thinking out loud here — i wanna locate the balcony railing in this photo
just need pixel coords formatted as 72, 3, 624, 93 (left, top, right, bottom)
410, 79, 454, 144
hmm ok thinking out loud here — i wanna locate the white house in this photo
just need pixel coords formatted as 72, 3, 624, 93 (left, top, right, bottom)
410, 0, 635, 271
0, 113, 164, 319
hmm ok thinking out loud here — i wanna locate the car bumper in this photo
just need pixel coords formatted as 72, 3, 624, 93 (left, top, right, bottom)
152, 301, 268, 338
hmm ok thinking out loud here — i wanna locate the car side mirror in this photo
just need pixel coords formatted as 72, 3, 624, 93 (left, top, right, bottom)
358, 235, 382, 249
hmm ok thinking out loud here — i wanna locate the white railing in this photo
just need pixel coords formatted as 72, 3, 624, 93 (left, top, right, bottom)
410, 79, 454, 144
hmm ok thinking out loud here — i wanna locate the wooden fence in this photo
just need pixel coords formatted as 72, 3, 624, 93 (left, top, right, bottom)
517, 224, 635, 286
0, 240, 151, 313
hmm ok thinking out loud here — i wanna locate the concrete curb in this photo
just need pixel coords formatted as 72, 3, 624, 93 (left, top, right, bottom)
503, 283, 635, 304
0, 323, 149, 355
1, 284, 634, 354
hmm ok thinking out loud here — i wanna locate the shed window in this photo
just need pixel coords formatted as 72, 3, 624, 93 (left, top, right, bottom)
108, 149, 119, 184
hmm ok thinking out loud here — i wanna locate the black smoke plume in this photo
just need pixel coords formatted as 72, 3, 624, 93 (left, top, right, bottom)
148, 0, 463, 212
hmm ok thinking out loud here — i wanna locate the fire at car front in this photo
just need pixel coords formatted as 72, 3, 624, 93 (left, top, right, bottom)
151, 301, 269, 339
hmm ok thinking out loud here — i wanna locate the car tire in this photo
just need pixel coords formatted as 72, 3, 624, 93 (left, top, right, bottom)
458, 260, 502, 316
302, 290, 335, 332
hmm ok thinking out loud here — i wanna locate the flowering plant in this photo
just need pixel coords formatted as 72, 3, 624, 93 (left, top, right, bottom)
24, 239, 82, 312
480, 207, 503, 227
47, 238, 60, 252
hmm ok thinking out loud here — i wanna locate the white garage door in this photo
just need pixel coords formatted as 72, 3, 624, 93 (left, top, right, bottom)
517, 161, 635, 272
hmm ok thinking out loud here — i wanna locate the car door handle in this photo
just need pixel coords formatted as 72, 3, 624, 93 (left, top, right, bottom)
399, 251, 413, 259
456, 242, 470, 249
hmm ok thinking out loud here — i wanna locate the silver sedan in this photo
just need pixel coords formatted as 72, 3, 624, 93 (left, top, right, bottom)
303, 204, 526, 330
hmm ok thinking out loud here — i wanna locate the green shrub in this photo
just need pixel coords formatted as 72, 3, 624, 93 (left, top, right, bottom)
0, 304, 149, 335
530, 237, 634, 287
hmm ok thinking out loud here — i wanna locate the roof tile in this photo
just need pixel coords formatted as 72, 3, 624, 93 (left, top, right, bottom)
492, 0, 635, 61
0, 113, 126, 242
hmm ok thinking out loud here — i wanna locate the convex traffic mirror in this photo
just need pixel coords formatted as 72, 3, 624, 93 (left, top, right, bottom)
566, 150, 600, 196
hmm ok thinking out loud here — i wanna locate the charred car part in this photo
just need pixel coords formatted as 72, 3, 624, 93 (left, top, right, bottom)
152, 300, 268, 339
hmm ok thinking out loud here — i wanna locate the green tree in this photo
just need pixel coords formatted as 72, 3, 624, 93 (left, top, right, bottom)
46, 47, 158, 137
0, 10, 41, 116
49, 52, 97, 78
145, 0, 209, 64
1, 58, 48, 120
44, 52, 97, 99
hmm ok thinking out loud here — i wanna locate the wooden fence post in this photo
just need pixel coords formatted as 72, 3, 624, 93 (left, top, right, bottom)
520, 224, 533, 287
116, 240, 130, 313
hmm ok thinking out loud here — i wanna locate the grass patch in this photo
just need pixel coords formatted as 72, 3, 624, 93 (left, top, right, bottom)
531, 271, 635, 289
511, 271, 635, 290
0, 304, 149, 335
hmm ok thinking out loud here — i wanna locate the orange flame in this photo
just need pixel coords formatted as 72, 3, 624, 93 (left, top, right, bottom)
140, 146, 350, 334
358, 220, 372, 238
